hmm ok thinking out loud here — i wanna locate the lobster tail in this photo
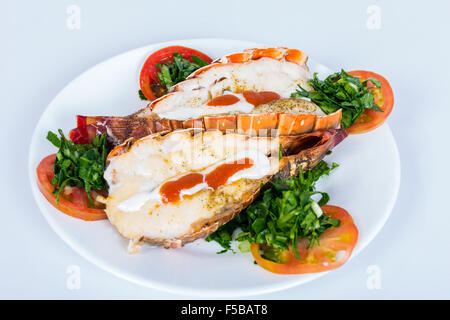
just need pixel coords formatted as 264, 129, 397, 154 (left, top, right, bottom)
75, 114, 174, 145
74, 107, 343, 146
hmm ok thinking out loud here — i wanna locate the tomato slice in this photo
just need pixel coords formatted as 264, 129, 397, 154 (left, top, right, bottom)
139, 45, 213, 101
68, 115, 107, 144
346, 70, 394, 134
251, 205, 358, 274
36, 154, 107, 221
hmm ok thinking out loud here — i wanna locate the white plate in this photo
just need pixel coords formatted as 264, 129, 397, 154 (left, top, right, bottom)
28, 39, 400, 297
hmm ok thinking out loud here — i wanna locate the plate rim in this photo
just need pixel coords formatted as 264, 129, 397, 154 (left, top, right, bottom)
28, 38, 401, 297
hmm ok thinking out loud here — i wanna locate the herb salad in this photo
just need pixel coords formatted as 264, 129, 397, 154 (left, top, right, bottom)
139, 46, 212, 101
292, 69, 383, 129
207, 160, 340, 263
46, 129, 109, 205
139, 53, 209, 100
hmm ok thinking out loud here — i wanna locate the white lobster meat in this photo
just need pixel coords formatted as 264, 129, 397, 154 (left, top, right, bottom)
140, 47, 312, 120
104, 127, 347, 249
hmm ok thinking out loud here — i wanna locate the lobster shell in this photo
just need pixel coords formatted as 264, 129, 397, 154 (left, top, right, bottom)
80, 103, 342, 146
105, 128, 347, 249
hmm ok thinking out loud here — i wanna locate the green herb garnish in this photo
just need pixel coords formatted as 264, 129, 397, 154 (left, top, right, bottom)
158, 53, 208, 93
291, 70, 382, 129
46, 129, 109, 205
138, 89, 148, 101
205, 218, 240, 254
138, 53, 209, 100
206, 160, 340, 262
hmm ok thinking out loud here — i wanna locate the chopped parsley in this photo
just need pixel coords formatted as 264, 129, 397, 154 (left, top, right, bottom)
139, 53, 209, 100
46, 129, 109, 205
206, 160, 340, 262
291, 69, 382, 129
138, 89, 148, 101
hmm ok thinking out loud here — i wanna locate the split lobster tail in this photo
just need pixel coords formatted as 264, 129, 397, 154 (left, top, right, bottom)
73, 108, 343, 146
275, 128, 347, 180
71, 114, 173, 145
104, 127, 346, 248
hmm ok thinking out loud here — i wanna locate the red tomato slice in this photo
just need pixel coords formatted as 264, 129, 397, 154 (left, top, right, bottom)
36, 154, 107, 221
251, 205, 358, 274
69, 124, 101, 144
139, 45, 213, 101
346, 70, 394, 134
68, 116, 107, 144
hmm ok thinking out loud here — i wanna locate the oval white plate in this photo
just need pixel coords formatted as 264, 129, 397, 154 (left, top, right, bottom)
28, 39, 400, 297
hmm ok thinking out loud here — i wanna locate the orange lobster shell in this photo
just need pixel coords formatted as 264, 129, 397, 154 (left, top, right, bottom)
81, 108, 341, 145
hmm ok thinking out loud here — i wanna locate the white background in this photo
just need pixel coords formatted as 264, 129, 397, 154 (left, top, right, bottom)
1, 0, 449, 299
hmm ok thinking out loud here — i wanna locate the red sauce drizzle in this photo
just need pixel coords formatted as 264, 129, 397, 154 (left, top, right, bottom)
207, 94, 240, 106
243, 91, 280, 106
159, 158, 254, 204
159, 173, 203, 204
205, 158, 254, 189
